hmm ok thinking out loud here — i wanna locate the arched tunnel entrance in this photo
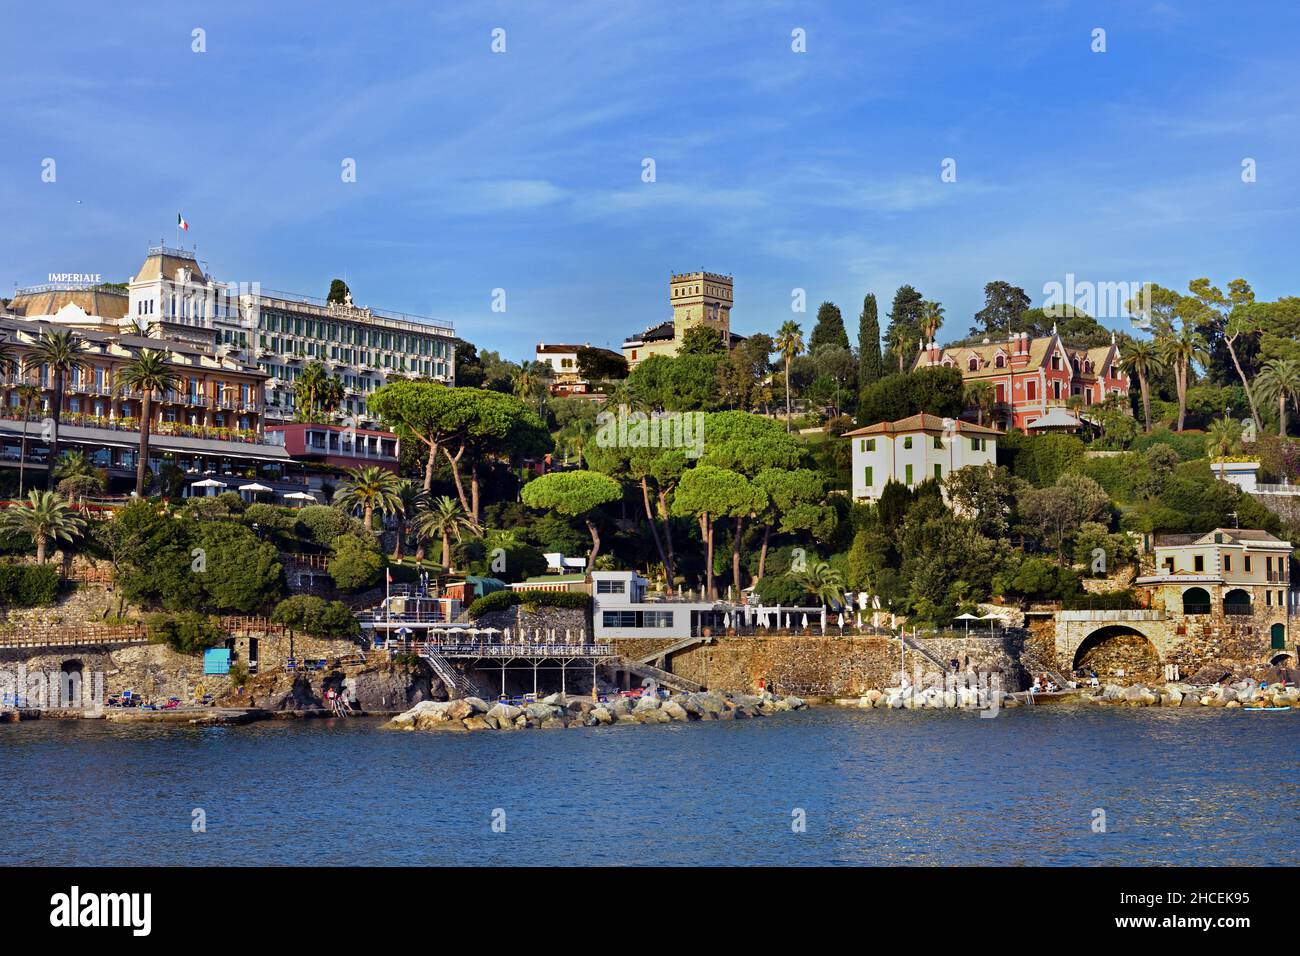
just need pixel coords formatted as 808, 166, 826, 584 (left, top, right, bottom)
1072, 626, 1162, 685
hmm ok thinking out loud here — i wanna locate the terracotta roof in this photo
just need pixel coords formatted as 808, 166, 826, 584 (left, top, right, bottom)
1155, 529, 1291, 548
843, 412, 1003, 437
536, 343, 622, 358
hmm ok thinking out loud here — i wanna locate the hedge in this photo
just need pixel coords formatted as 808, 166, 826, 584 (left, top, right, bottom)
0, 563, 60, 607
466, 589, 591, 620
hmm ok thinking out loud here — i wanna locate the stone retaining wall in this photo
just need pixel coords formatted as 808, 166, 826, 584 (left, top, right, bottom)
664, 633, 1027, 696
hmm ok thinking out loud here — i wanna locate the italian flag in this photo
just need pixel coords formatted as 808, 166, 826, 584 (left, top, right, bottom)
177, 213, 189, 231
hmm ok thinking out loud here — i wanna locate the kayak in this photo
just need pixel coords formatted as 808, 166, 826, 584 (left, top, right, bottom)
1244, 706, 1292, 712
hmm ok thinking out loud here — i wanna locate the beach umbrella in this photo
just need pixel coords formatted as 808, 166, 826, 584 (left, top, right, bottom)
838, 612, 844, 628
954, 612, 980, 635
801, 613, 808, 630
238, 482, 273, 493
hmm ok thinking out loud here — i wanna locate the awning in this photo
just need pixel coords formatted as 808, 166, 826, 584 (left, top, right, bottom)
1025, 407, 1082, 430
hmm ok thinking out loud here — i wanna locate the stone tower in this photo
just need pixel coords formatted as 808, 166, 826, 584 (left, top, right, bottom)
670, 271, 732, 347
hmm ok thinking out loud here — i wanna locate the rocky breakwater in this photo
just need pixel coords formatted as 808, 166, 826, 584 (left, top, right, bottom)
839, 683, 1019, 710
385, 690, 808, 732
1090, 680, 1300, 709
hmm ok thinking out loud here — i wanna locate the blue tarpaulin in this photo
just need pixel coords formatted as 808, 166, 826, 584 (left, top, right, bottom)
203, 648, 231, 675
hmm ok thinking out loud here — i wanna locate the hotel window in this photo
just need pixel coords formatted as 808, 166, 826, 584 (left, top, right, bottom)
1051, 355, 1061, 370
863, 438, 876, 452
1194, 555, 1204, 573
903, 437, 913, 449
1224, 555, 1232, 572
1027, 381, 1037, 400
1267, 591, 1273, 606
595, 580, 625, 594
905, 464, 913, 485
933, 436, 943, 449
934, 463, 942, 480
1053, 381, 1062, 400
970, 437, 981, 451
1245, 556, 1253, 573
995, 354, 1005, 368
864, 466, 873, 487
968, 358, 977, 371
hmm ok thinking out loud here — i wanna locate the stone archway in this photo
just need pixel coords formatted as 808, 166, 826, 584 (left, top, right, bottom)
59, 659, 84, 708
1072, 626, 1162, 685
1181, 586, 1211, 615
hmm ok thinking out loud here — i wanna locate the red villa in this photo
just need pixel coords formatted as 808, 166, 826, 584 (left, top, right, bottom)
913, 328, 1129, 432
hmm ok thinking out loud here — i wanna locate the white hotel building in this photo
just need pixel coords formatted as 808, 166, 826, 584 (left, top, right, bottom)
125, 245, 457, 422
844, 413, 1001, 502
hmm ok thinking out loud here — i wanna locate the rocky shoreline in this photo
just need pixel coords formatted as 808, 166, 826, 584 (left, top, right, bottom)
1087, 680, 1299, 708
386, 690, 809, 732
834, 679, 1299, 710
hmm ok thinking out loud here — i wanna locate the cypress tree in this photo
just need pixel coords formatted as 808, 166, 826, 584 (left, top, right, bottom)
858, 293, 881, 391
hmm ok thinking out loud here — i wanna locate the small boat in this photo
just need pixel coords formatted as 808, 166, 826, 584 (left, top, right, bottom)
1244, 706, 1292, 712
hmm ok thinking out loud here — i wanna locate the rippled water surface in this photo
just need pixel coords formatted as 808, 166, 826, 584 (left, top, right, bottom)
2, 706, 1295, 865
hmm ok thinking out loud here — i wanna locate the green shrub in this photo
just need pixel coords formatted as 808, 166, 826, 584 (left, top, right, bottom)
0, 563, 61, 606
146, 611, 222, 654
465, 589, 590, 619
518, 590, 590, 611
228, 660, 250, 687
752, 574, 807, 606
328, 534, 382, 591
295, 505, 361, 548
1131, 427, 1207, 462
466, 589, 518, 619
271, 595, 360, 639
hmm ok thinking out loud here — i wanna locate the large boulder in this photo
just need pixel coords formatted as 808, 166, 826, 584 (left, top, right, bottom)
387, 700, 456, 730
662, 701, 689, 721
487, 703, 522, 723
633, 694, 661, 712
591, 706, 614, 725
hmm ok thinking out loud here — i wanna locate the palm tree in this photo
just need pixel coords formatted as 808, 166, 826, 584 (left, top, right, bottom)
888, 323, 913, 373
919, 300, 945, 344
794, 560, 845, 609
964, 382, 996, 426
1156, 323, 1207, 431
0, 489, 86, 563
511, 361, 551, 415
26, 330, 85, 490
391, 480, 428, 560
333, 465, 402, 532
1118, 337, 1162, 433
774, 320, 803, 432
1256, 359, 1300, 437
1205, 417, 1244, 465
413, 495, 474, 570
116, 348, 179, 496
319, 377, 345, 419
15, 382, 41, 497
293, 361, 330, 421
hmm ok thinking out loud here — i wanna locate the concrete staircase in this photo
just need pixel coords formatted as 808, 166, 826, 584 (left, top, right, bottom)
420, 649, 487, 700
618, 657, 702, 694
635, 634, 712, 665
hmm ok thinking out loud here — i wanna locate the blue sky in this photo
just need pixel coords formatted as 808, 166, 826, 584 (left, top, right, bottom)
2, 0, 1298, 358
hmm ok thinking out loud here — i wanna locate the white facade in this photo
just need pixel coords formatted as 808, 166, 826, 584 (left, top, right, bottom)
847, 417, 999, 502
126, 245, 457, 423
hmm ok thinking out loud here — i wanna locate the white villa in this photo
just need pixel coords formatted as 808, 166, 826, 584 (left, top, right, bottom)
844, 413, 1002, 502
